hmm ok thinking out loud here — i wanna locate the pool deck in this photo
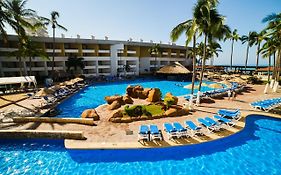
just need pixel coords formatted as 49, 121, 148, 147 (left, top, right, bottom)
1, 84, 280, 149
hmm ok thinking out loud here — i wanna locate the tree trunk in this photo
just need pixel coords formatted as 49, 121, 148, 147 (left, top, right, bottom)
230, 39, 234, 70
268, 55, 271, 82
272, 51, 276, 80
255, 42, 260, 70
29, 56, 32, 76
244, 43, 250, 74
19, 57, 23, 76
276, 49, 281, 81
191, 34, 197, 95
52, 27, 56, 75
198, 34, 207, 92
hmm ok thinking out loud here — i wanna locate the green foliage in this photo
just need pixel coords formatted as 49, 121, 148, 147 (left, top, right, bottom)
164, 96, 177, 109
124, 104, 163, 117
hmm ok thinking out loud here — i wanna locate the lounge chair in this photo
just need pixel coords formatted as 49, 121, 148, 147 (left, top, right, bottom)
185, 121, 203, 136
197, 118, 216, 133
138, 125, 150, 142
163, 123, 177, 140
150, 125, 163, 141
217, 109, 241, 121
204, 117, 222, 131
213, 115, 235, 127
173, 122, 189, 138
250, 98, 281, 112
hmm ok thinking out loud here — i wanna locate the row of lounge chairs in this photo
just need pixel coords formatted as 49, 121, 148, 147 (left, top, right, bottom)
250, 97, 281, 112
138, 109, 241, 142
185, 82, 245, 101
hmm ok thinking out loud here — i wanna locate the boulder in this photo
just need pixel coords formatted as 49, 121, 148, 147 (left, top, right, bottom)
165, 92, 178, 105
123, 95, 133, 104
177, 108, 189, 116
120, 116, 132, 123
107, 100, 121, 110
104, 95, 123, 104
81, 109, 100, 120
164, 108, 178, 117
108, 110, 123, 122
126, 85, 134, 97
132, 85, 144, 98
146, 88, 161, 102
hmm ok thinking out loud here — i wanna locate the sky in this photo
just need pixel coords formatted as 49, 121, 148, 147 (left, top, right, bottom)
5, 0, 281, 66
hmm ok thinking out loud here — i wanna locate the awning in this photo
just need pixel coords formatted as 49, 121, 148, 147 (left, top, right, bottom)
0, 76, 37, 87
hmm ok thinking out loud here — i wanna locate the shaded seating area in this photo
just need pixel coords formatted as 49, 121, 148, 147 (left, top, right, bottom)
250, 98, 281, 112
0, 76, 37, 94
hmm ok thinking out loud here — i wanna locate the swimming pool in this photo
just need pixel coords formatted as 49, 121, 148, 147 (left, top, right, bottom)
56, 79, 220, 118
1, 115, 281, 175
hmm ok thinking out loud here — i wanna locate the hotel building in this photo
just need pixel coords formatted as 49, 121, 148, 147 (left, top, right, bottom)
0, 35, 191, 78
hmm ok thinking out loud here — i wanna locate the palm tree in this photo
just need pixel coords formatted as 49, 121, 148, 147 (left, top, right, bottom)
23, 38, 49, 75
194, 0, 230, 92
171, 19, 200, 98
65, 55, 85, 76
252, 31, 267, 70
262, 13, 281, 82
240, 31, 256, 73
225, 29, 240, 70
5, 0, 38, 76
42, 11, 67, 74
259, 39, 276, 82
148, 44, 161, 73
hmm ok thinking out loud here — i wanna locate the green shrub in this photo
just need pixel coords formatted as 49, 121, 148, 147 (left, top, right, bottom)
124, 105, 146, 117
164, 96, 177, 109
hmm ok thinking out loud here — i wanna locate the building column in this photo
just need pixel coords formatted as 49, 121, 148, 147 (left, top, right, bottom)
0, 61, 3, 77
44, 61, 48, 76
110, 44, 124, 76
95, 60, 99, 76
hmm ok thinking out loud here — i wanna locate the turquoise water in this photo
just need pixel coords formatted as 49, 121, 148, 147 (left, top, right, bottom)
1, 115, 281, 174
56, 79, 218, 118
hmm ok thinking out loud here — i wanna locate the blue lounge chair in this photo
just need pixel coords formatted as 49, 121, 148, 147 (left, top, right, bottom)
204, 117, 222, 131
163, 123, 177, 140
185, 121, 203, 136
214, 115, 235, 127
173, 122, 188, 138
250, 98, 281, 112
197, 118, 216, 132
138, 125, 149, 142
150, 125, 163, 141
217, 109, 241, 121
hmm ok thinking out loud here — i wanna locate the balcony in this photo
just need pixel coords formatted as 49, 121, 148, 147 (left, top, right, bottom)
0, 48, 18, 52
46, 49, 61, 53
82, 49, 95, 53
64, 49, 79, 53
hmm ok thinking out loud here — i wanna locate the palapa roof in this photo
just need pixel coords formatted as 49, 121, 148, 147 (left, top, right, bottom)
157, 62, 191, 74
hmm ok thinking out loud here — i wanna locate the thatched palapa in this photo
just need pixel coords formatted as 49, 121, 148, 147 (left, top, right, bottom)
157, 62, 191, 74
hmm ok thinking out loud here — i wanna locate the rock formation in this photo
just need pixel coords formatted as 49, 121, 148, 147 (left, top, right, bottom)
81, 109, 100, 120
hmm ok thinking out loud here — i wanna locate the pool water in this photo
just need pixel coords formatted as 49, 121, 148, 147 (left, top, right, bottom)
56, 79, 219, 118
1, 115, 281, 175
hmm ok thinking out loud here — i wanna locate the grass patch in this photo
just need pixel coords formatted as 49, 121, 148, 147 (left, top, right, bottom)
124, 104, 164, 117
145, 104, 164, 115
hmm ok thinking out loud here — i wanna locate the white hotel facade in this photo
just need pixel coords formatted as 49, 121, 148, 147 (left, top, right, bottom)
0, 35, 192, 78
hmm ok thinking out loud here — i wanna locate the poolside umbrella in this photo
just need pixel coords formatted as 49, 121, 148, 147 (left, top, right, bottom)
35, 88, 55, 97
208, 83, 223, 89
230, 77, 247, 84
73, 77, 84, 82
